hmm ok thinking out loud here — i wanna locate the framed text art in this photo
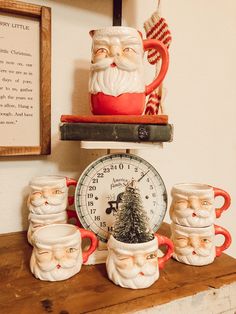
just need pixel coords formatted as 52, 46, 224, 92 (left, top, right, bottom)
0, 0, 51, 156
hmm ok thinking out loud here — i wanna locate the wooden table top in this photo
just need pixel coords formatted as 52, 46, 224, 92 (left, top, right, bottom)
1, 223, 236, 314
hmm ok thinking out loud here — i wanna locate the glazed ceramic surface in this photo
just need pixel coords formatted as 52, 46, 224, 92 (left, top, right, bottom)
89, 26, 169, 115
27, 211, 67, 245
106, 234, 173, 289
171, 222, 231, 266
30, 224, 98, 281
169, 183, 231, 227
28, 175, 77, 214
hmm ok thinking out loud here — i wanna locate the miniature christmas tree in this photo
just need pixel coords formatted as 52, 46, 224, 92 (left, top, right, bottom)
113, 179, 154, 243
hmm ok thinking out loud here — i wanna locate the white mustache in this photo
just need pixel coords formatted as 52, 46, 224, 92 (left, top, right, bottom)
38, 257, 77, 272
174, 207, 211, 218
117, 263, 156, 279
175, 246, 212, 257
91, 56, 138, 72
29, 194, 66, 207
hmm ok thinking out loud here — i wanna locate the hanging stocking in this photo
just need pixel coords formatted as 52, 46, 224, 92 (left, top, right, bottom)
144, 1, 172, 115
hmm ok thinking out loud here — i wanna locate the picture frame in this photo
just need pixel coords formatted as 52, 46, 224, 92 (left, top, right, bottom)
0, 0, 51, 156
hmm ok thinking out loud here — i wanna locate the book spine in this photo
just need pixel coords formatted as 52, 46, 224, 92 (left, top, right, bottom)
60, 123, 173, 142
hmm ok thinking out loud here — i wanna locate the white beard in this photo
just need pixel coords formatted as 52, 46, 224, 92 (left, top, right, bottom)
89, 56, 145, 96
170, 207, 216, 227
30, 250, 82, 281
173, 246, 215, 266
106, 255, 159, 289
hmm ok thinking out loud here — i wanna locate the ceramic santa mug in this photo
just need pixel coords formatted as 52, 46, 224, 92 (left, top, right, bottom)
106, 234, 173, 289
30, 224, 98, 281
89, 26, 169, 115
169, 183, 231, 228
28, 175, 77, 215
171, 222, 231, 266
27, 211, 68, 245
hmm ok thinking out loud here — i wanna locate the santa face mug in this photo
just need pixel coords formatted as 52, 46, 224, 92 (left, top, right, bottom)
30, 224, 98, 281
171, 222, 231, 266
27, 211, 68, 245
106, 234, 173, 289
169, 183, 231, 228
89, 26, 169, 115
27, 175, 77, 215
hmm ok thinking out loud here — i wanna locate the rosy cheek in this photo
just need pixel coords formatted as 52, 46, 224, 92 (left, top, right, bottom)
123, 51, 134, 57
176, 240, 188, 248
36, 252, 52, 262
123, 53, 139, 63
174, 202, 187, 210
201, 242, 212, 249
67, 251, 80, 259
148, 260, 158, 267
93, 53, 107, 62
201, 204, 212, 211
31, 192, 42, 201
116, 259, 133, 270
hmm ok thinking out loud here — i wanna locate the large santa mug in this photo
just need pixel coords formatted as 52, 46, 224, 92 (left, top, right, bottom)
106, 234, 173, 289
30, 224, 98, 281
89, 26, 169, 115
171, 222, 231, 266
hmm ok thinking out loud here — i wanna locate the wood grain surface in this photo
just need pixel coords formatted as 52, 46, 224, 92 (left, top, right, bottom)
1, 223, 236, 314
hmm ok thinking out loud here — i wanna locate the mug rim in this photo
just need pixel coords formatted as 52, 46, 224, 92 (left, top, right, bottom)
171, 222, 214, 233
33, 223, 79, 245
171, 183, 213, 195
30, 175, 67, 188
108, 234, 157, 251
89, 26, 142, 38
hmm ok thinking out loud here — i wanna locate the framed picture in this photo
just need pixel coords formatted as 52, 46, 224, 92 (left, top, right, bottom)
0, 0, 51, 156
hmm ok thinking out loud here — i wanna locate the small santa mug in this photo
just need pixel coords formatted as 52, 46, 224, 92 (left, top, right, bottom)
171, 222, 231, 266
169, 183, 231, 228
30, 224, 98, 281
89, 26, 169, 115
27, 211, 68, 245
27, 175, 77, 215
106, 234, 173, 289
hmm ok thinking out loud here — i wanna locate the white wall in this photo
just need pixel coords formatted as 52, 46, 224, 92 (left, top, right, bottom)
0, 0, 235, 257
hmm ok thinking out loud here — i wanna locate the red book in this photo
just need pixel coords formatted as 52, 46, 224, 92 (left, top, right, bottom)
60, 115, 168, 125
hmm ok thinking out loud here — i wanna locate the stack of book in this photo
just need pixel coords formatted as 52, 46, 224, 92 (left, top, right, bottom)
60, 115, 173, 143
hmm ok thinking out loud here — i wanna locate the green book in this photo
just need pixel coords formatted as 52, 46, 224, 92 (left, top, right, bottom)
60, 122, 173, 142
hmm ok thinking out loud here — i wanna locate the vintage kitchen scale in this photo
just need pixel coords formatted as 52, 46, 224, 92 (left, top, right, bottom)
74, 153, 167, 244
61, 0, 172, 263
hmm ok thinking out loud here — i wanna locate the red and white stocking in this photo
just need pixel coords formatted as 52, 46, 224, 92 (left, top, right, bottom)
144, 3, 172, 115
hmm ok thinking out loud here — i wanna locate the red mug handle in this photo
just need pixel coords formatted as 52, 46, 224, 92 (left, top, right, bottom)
214, 224, 231, 257
66, 177, 77, 206
213, 187, 231, 218
155, 233, 174, 270
143, 39, 169, 96
67, 209, 82, 227
79, 228, 98, 263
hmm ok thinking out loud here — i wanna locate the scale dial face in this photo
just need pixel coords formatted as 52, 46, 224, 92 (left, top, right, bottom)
75, 153, 167, 242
